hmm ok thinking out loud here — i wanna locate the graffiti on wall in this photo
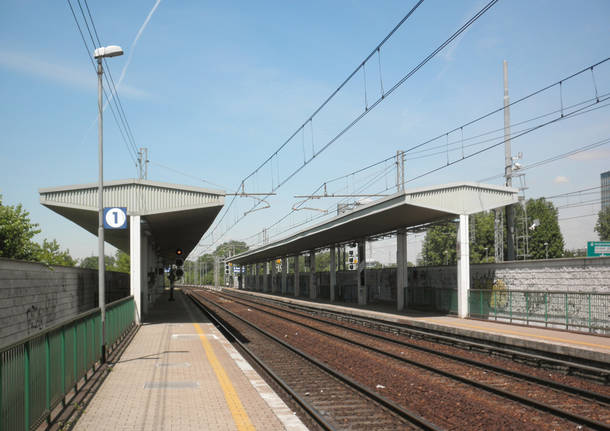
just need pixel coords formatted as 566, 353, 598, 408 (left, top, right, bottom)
26, 305, 43, 332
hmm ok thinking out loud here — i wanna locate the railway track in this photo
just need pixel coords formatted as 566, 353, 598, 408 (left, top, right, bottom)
190, 287, 610, 431
186, 288, 440, 431
223, 288, 610, 383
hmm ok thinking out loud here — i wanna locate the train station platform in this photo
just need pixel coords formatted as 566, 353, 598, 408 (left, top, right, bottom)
229, 288, 610, 366
73, 289, 307, 431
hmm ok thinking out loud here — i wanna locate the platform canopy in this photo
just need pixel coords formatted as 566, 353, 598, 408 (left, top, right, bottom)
228, 181, 518, 265
39, 179, 224, 263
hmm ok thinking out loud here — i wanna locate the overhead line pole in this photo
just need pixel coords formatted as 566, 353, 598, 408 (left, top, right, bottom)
504, 60, 515, 261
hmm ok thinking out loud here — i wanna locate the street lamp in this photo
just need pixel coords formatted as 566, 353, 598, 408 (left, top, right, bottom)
484, 247, 489, 262
94, 45, 123, 363
544, 242, 549, 260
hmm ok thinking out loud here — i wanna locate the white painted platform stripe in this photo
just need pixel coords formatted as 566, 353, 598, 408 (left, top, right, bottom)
215, 327, 309, 431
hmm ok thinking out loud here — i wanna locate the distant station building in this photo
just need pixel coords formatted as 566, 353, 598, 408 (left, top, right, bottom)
602, 170, 610, 209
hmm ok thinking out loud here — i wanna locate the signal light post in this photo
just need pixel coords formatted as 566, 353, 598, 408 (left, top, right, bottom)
169, 248, 184, 301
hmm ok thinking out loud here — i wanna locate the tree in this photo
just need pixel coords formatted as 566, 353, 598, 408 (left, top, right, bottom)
420, 222, 457, 266
79, 254, 117, 270
315, 251, 330, 271
213, 240, 249, 258
469, 212, 495, 263
0, 196, 41, 260
112, 250, 130, 273
595, 206, 610, 241
418, 211, 504, 265
36, 239, 76, 267
515, 198, 564, 259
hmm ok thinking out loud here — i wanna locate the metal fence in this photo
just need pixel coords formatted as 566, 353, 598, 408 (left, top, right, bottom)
0, 296, 135, 431
469, 290, 610, 333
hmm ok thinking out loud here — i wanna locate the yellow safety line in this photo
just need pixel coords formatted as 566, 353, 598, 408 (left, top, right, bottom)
193, 323, 255, 431
414, 318, 610, 350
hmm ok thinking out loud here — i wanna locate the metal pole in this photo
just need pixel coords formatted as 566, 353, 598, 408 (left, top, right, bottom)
504, 60, 515, 261
97, 57, 106, 363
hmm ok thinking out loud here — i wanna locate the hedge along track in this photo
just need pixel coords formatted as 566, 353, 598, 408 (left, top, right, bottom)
200, 287, 610, 430
185, 288, 443, 431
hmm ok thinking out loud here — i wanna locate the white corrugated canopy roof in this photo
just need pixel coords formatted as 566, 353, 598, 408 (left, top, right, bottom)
39, 179, 224, 263
228, 182, 518, 265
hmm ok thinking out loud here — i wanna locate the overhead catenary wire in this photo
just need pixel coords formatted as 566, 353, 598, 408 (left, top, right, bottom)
228, 59, 610, 254
80, 0, 140, 160
67, 0, 139, 167
200, 0, 501, 253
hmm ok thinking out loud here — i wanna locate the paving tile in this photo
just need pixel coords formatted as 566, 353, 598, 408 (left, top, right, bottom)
73, 290, 307, 431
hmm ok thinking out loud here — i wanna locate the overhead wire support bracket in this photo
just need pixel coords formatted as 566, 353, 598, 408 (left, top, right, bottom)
293, 194, 390, 199
291, 200, 328, 214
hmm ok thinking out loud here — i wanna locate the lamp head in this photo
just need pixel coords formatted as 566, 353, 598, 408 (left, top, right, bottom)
94, 45, 124, 59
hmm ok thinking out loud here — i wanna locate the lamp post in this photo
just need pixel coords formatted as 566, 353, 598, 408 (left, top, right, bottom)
544, 242, 549, 260
484, 247, 489, 262
94, 45, 123, 363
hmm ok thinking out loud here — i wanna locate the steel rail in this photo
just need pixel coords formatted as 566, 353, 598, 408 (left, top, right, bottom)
219, 290, 610, 404
183, 289, 334, 431
221, 289, 609, 379
207, 289, 610, 431
187, 288, 442, 431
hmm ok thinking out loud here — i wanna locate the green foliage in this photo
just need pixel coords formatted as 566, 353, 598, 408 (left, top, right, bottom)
78, 250, 128, 272
213, 240, 249, 258
0, 196, 77, 266
79, 256, 99, 269
420, 222, 457, 266
36, 239, 76, 267
515, 198, 564, 259
0, 196, 41, 260
315, 251, 330, 271
469, 212, 495, 263
419, 200, 564, 265
113, 250, 130, 273
595, 206, 610, 241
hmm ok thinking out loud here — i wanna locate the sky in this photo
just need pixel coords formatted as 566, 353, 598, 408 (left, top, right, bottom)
1, 0, 609, 264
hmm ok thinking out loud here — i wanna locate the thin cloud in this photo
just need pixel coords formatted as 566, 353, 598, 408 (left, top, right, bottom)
568, 148, 610, 161
0, 47, 149, 99
554, 176, 569, 184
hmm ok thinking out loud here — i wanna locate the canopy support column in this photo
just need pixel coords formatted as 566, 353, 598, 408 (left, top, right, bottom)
457, 214, 470, 318
330, 245, 336, 302
129, 215, 141, 323
396, 229, 408, 311
309, 251, 317, 299
271, 260, 277, 293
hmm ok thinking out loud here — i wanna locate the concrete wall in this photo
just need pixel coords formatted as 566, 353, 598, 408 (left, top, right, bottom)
410, 256, 610, 292
0, 258, 129, 348
243, 256, 610, 299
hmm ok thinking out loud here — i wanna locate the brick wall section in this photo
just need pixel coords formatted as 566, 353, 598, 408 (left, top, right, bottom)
0, 258, 129, 348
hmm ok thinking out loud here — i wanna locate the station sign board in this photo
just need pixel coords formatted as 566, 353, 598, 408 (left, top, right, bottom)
103, 207, 127, 229
587, 241, 610, 257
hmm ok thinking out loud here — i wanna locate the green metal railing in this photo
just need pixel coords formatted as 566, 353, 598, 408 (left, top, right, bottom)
469, 289, 610, 332
0, 296, 135, 431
